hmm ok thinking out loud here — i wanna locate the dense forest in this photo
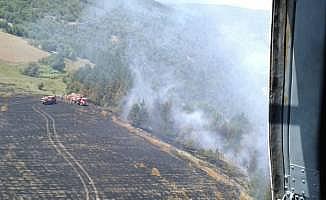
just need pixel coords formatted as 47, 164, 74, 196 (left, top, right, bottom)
0, 0, 90, 36
0, 1, 270, 198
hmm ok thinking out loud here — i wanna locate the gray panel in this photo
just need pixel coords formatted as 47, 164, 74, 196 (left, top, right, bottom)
287, 0, 325, 198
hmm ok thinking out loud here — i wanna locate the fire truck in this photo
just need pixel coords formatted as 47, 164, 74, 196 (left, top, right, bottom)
77, 97, 88, 106
66, 93, 88, 106
40, 96, 57, 105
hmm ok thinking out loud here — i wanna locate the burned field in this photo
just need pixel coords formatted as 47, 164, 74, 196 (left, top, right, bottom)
0, 96, 249, 200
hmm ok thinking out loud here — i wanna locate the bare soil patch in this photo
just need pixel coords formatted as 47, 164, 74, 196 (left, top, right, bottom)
0, 31, 49, 63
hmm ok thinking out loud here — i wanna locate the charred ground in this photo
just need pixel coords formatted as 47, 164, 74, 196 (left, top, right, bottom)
0, 96, 250, 199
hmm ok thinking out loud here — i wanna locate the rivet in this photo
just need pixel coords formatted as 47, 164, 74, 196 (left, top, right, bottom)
302, 179, 305, 184
301, 169, 305, 173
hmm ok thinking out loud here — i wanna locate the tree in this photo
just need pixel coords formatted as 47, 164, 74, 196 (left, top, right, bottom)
156, 101, 175, 135
128, 101, 149, 128
247, 150, 258, 174
209, 110, 223, 132
0, 19, 8, 29
41, 54, 65, 72
51, 54, 65, 71
22, 62, 40, 77
41, 40, 57, 52
38, 82, 44, 90
220, 113, 252, 153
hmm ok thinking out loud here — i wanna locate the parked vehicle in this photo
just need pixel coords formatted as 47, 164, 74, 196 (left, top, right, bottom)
40, 96, 57, 105
66, 93, 88, 106
77, 97, 88, 106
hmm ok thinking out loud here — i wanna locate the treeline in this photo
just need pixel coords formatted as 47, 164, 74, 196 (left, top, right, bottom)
22, 53, 65, 73
65, 58, 133, 108
129, 99, 253, 160
0, 0, 135, 107
0, 19, 25, 36
0, 0, 88, 37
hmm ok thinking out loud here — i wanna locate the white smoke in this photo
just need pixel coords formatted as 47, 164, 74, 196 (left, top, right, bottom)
80, 0, 271, 173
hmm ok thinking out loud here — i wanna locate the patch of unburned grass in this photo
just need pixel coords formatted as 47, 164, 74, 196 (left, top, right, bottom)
0, 61, 66, 96
151, 168, 161, 177
100, 110, 109, 118
134, 162, 146, 169
240, 191, 253, 200
1, 104, 8, 112
37, 65, 65, 79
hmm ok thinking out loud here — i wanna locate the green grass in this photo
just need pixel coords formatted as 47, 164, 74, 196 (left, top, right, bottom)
37, 64, 65, 79
0, 61, 66, 96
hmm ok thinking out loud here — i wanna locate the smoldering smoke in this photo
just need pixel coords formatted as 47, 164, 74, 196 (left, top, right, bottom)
69, 0, 271, 173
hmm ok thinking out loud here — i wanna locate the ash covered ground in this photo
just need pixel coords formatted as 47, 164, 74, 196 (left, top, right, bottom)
0, 96, 248, 200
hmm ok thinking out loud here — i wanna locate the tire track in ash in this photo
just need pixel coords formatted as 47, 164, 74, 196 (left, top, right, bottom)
32, 105, 100, 200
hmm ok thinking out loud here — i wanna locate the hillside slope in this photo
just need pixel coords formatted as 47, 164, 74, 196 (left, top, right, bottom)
0, 31, 48, 63
0, 96, 252, 199
0, 31, 66, 96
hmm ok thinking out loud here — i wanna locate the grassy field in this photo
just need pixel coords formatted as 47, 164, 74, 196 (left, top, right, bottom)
0, 31, 67, 97
0, 31, 49, 63
0, 61, 66, 96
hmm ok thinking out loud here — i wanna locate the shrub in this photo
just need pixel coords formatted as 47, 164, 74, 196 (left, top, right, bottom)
51, 54, 65, 71
22, 62, 40, 77
128, 101, 149, 127
0, 20, 8, 29
41, 54, 65, 72
38, 82, 44, 90
41, 40, 57, 52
